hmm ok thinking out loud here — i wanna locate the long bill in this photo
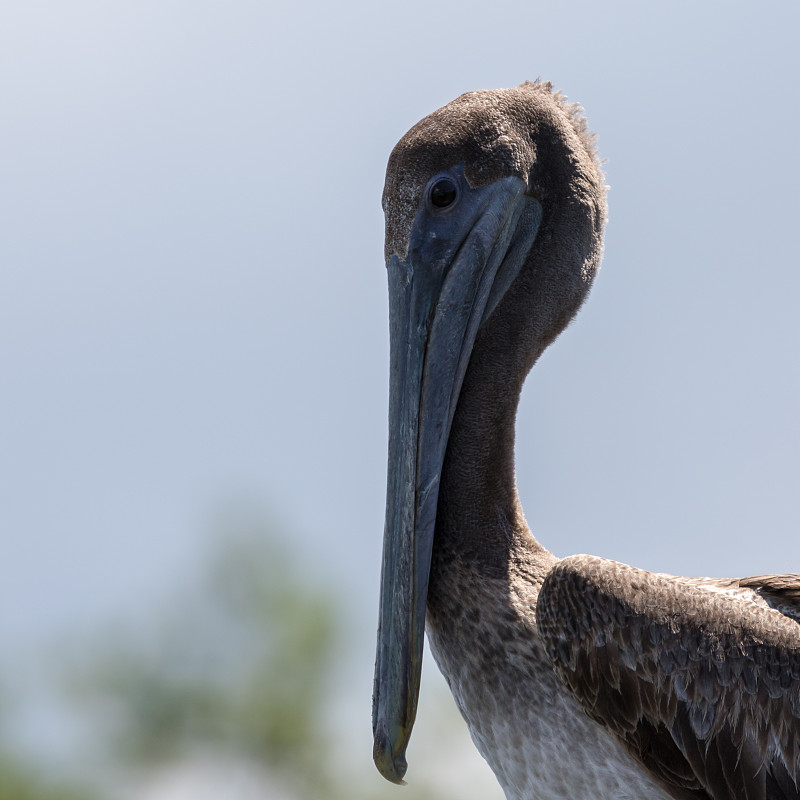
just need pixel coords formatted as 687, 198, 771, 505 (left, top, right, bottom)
372, 173, 540, 783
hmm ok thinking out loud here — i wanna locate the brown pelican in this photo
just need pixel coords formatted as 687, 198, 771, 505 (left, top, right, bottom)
372, 81, 800, 800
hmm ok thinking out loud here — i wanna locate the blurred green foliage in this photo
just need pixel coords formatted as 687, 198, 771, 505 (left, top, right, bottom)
0, 757, 96, 800
2, 511, 463, 800
68, 515, 338, 798
0, 680, 96, 800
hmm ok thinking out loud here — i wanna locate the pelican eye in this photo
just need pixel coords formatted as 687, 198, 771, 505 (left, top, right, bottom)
429, 177, 458, 209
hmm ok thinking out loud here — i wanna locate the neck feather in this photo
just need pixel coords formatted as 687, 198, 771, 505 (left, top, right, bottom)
429, 203, 601, 584
431, 333, 542, 581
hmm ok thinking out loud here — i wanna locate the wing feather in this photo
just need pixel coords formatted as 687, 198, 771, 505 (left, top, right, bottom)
537, 555, 800, 800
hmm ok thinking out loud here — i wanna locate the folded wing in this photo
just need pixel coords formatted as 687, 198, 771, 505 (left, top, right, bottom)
537, 556, 800, 800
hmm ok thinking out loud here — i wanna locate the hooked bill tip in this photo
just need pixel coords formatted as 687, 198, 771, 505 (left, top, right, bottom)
373, 726, 408, 785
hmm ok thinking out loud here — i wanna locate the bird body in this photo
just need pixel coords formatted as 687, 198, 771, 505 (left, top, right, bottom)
426, 555, 677, 800
372, 81, 800, 799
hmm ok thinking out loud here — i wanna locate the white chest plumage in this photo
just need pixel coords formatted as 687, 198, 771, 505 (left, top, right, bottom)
426, 592, 673, 800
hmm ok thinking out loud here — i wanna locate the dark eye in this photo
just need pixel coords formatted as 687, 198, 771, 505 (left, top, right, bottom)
429, 177, 458, 209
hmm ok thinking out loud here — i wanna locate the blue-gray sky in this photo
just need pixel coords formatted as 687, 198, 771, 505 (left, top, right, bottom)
2, 0, 799, 783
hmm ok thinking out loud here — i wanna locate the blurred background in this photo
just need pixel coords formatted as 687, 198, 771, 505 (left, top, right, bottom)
2, 1, 799, 798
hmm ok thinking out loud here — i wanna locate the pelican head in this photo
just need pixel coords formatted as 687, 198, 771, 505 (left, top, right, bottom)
372, 82, 607, 783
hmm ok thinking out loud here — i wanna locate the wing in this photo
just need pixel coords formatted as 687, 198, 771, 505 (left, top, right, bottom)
537, 555, 800, 800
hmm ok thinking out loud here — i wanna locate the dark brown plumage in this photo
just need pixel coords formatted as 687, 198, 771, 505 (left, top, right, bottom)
373, 81, 800, 800
539, 559, 800, 799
